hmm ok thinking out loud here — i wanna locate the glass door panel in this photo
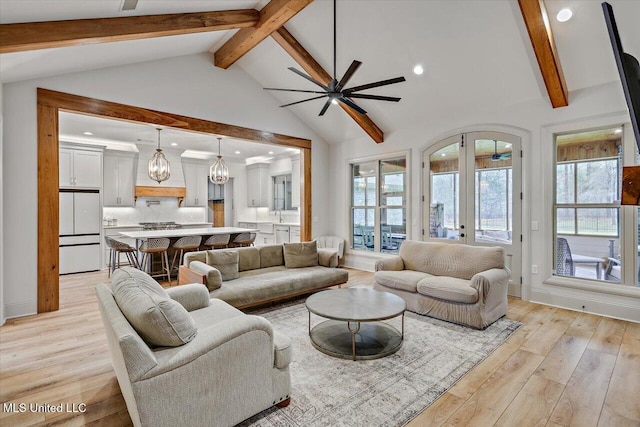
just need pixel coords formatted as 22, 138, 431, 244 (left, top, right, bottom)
380, 158, 407, 253
428, 138, 462, 241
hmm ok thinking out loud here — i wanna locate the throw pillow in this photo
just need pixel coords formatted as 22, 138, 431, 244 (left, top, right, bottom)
283, 241, 318, 268
206, 250, 240, 281
111, 267, 197, 347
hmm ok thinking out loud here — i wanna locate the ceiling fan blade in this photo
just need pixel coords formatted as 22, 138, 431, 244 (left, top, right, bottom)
318, 99, 332, 116
280, 95, 327, 108
344, 76, 406, 93
338, 97, 367, 115
336, 60, 362, 91
288, 67, 329, 90
264, 88, 328, 94
348, 94, 401, 102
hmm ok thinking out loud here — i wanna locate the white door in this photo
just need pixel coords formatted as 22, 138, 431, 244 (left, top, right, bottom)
59, 192, 74, 235
73, 151, 102, 188
423, 132, 522, 295
74, 193, 101, 235
59, 150, 74, 188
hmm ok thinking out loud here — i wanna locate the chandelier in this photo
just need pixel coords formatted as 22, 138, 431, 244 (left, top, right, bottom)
210, 137, 230, 184
148, 128, 171, 184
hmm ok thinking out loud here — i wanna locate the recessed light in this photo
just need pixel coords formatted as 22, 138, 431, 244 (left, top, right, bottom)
83, 131, 93, 135
235, 151, 241, 154
170, 143, 178, 146
613, 129, 623, 134
268, 151, 274, 155
556, 8, 573, 22
413, 65, 424, 75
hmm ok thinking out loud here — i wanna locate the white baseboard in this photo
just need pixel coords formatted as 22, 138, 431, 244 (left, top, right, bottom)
4, 301, 37, 320
529, 287, 640, 323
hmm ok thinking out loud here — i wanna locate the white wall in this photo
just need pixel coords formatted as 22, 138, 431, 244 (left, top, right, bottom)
2, 53, 332, 319
0, 82, 4, 325
334, 81, 640, 322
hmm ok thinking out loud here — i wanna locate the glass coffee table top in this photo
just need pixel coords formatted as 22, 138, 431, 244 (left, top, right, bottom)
305, 288, 406, 361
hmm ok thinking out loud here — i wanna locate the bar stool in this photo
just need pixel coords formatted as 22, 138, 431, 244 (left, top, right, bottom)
171, 235, 202, 272
105, 237, 139, 277
230, 232, 256, 248
139, 238, 171, 285
204, 234, 230, 250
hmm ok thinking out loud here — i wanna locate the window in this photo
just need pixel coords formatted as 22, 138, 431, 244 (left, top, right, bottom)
553, 127, 624, 282
351, 156, 407, 253
273, 174, 294, 210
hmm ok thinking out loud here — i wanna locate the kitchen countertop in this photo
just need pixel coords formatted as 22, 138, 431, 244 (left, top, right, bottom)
104, 222, 211, 229
238, 220, 300, 226
118, 227, 259, 239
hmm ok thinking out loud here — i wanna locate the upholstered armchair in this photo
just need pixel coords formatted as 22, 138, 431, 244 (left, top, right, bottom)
96, 267, 291, 427
315, 235, 345, 267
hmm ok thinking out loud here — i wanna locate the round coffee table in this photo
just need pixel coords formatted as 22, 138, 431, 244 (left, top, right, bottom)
305, 288, 406, 361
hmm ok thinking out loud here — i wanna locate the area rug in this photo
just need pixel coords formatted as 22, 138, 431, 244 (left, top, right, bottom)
241, 302, 521, 427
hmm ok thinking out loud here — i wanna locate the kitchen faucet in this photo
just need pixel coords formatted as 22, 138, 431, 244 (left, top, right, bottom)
276, 209, 283, 223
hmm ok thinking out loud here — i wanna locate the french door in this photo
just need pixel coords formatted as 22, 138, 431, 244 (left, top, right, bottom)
423, 131, 522, 294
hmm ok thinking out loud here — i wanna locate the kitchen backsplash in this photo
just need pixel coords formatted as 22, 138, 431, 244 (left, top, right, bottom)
247, 207, 300, 224
103, 198, 206, 225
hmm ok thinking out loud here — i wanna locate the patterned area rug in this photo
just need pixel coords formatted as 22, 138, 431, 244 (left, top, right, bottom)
241, 302, 520, 427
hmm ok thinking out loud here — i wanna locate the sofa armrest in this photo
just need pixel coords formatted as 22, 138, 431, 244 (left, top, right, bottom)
166, 284, 210, 312
188, 261, 222, 291
375, 256, 404, 272
471, 268, 511, 306
317, 248, 338, 268
139, 315, 274, 380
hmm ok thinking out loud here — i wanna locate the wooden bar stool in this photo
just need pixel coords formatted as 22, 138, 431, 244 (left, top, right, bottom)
171, 235, 202, 272
230, 232, 256, 248
204, 234, 230, 250
105, 236, 139, 277
139, 238, 171, 285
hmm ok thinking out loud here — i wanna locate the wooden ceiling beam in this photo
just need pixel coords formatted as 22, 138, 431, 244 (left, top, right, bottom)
272, 27, 385, 143
0, 10, 260, 54
518, 0, 569, 108
214, 0, 313, 69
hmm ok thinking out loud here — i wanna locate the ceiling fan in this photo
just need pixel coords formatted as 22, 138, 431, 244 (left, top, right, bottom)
264, 0, 405, 116
491, 140, 513, 161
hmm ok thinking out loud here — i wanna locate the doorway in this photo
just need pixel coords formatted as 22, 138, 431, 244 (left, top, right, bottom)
423, 131, 522, 295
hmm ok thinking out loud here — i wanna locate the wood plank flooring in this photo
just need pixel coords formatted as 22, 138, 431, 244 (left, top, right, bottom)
1, 269, 638, 426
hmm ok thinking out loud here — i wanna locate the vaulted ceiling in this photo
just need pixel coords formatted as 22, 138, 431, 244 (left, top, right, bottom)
1, 0, 639, 145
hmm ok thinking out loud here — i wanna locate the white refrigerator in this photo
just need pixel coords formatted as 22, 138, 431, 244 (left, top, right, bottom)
59, 190, 101, 274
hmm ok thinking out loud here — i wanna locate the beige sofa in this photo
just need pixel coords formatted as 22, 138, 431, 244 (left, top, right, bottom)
96, 268, 291, 427
179, 242, 349, 308
374, 240, 510, 329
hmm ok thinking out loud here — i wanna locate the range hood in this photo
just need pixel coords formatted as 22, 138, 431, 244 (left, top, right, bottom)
135, 186, 186, 206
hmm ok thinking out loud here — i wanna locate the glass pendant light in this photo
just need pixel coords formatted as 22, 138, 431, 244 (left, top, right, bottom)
148, 128, 171, 184
210, 137, 230, 184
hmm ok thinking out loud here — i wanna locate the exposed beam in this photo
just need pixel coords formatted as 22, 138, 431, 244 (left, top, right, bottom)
0, 10, 259, 54
518, 0, 569, 108
214, 0, 313, 69
272, 27, 385, 143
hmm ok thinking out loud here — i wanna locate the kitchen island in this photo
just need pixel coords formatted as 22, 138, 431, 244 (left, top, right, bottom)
118, 227, 259, 281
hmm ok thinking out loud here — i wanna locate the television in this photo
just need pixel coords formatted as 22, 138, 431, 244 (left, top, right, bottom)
602, 2, 640, 152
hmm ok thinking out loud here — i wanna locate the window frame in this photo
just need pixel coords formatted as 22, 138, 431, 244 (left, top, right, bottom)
349, 151, 410, 254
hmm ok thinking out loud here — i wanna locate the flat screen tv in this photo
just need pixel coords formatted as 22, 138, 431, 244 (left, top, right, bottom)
602, 2, 640, 151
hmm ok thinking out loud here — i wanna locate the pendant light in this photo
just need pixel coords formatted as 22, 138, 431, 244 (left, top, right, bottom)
210, 137, 230, 184
148, 128, 171, 184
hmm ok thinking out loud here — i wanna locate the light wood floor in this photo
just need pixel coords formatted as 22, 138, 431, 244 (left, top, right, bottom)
1, 269, 638, 426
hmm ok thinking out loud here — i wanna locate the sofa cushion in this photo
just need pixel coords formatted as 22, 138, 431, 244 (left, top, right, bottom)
111, 267, 197, 347
283, 241, 318, 268
207, 250, 239, 281
374, 270, 433, 293
237, 247, 260, 272
416, 276, 479, 304
399, 240, 504, 280
259, 245, 284, 268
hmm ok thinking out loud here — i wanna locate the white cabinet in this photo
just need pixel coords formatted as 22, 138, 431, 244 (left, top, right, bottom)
246, 163, 269, 207
183, 161, 209, 207
59, 147, 102, 189
103, 151, 137, 207
291, 155, 301, 207
275, 225, 290, 244
289, 226, 301, 243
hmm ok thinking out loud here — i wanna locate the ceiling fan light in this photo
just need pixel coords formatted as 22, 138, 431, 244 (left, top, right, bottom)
331, 99, 338, 105
148, 128, 171, 184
